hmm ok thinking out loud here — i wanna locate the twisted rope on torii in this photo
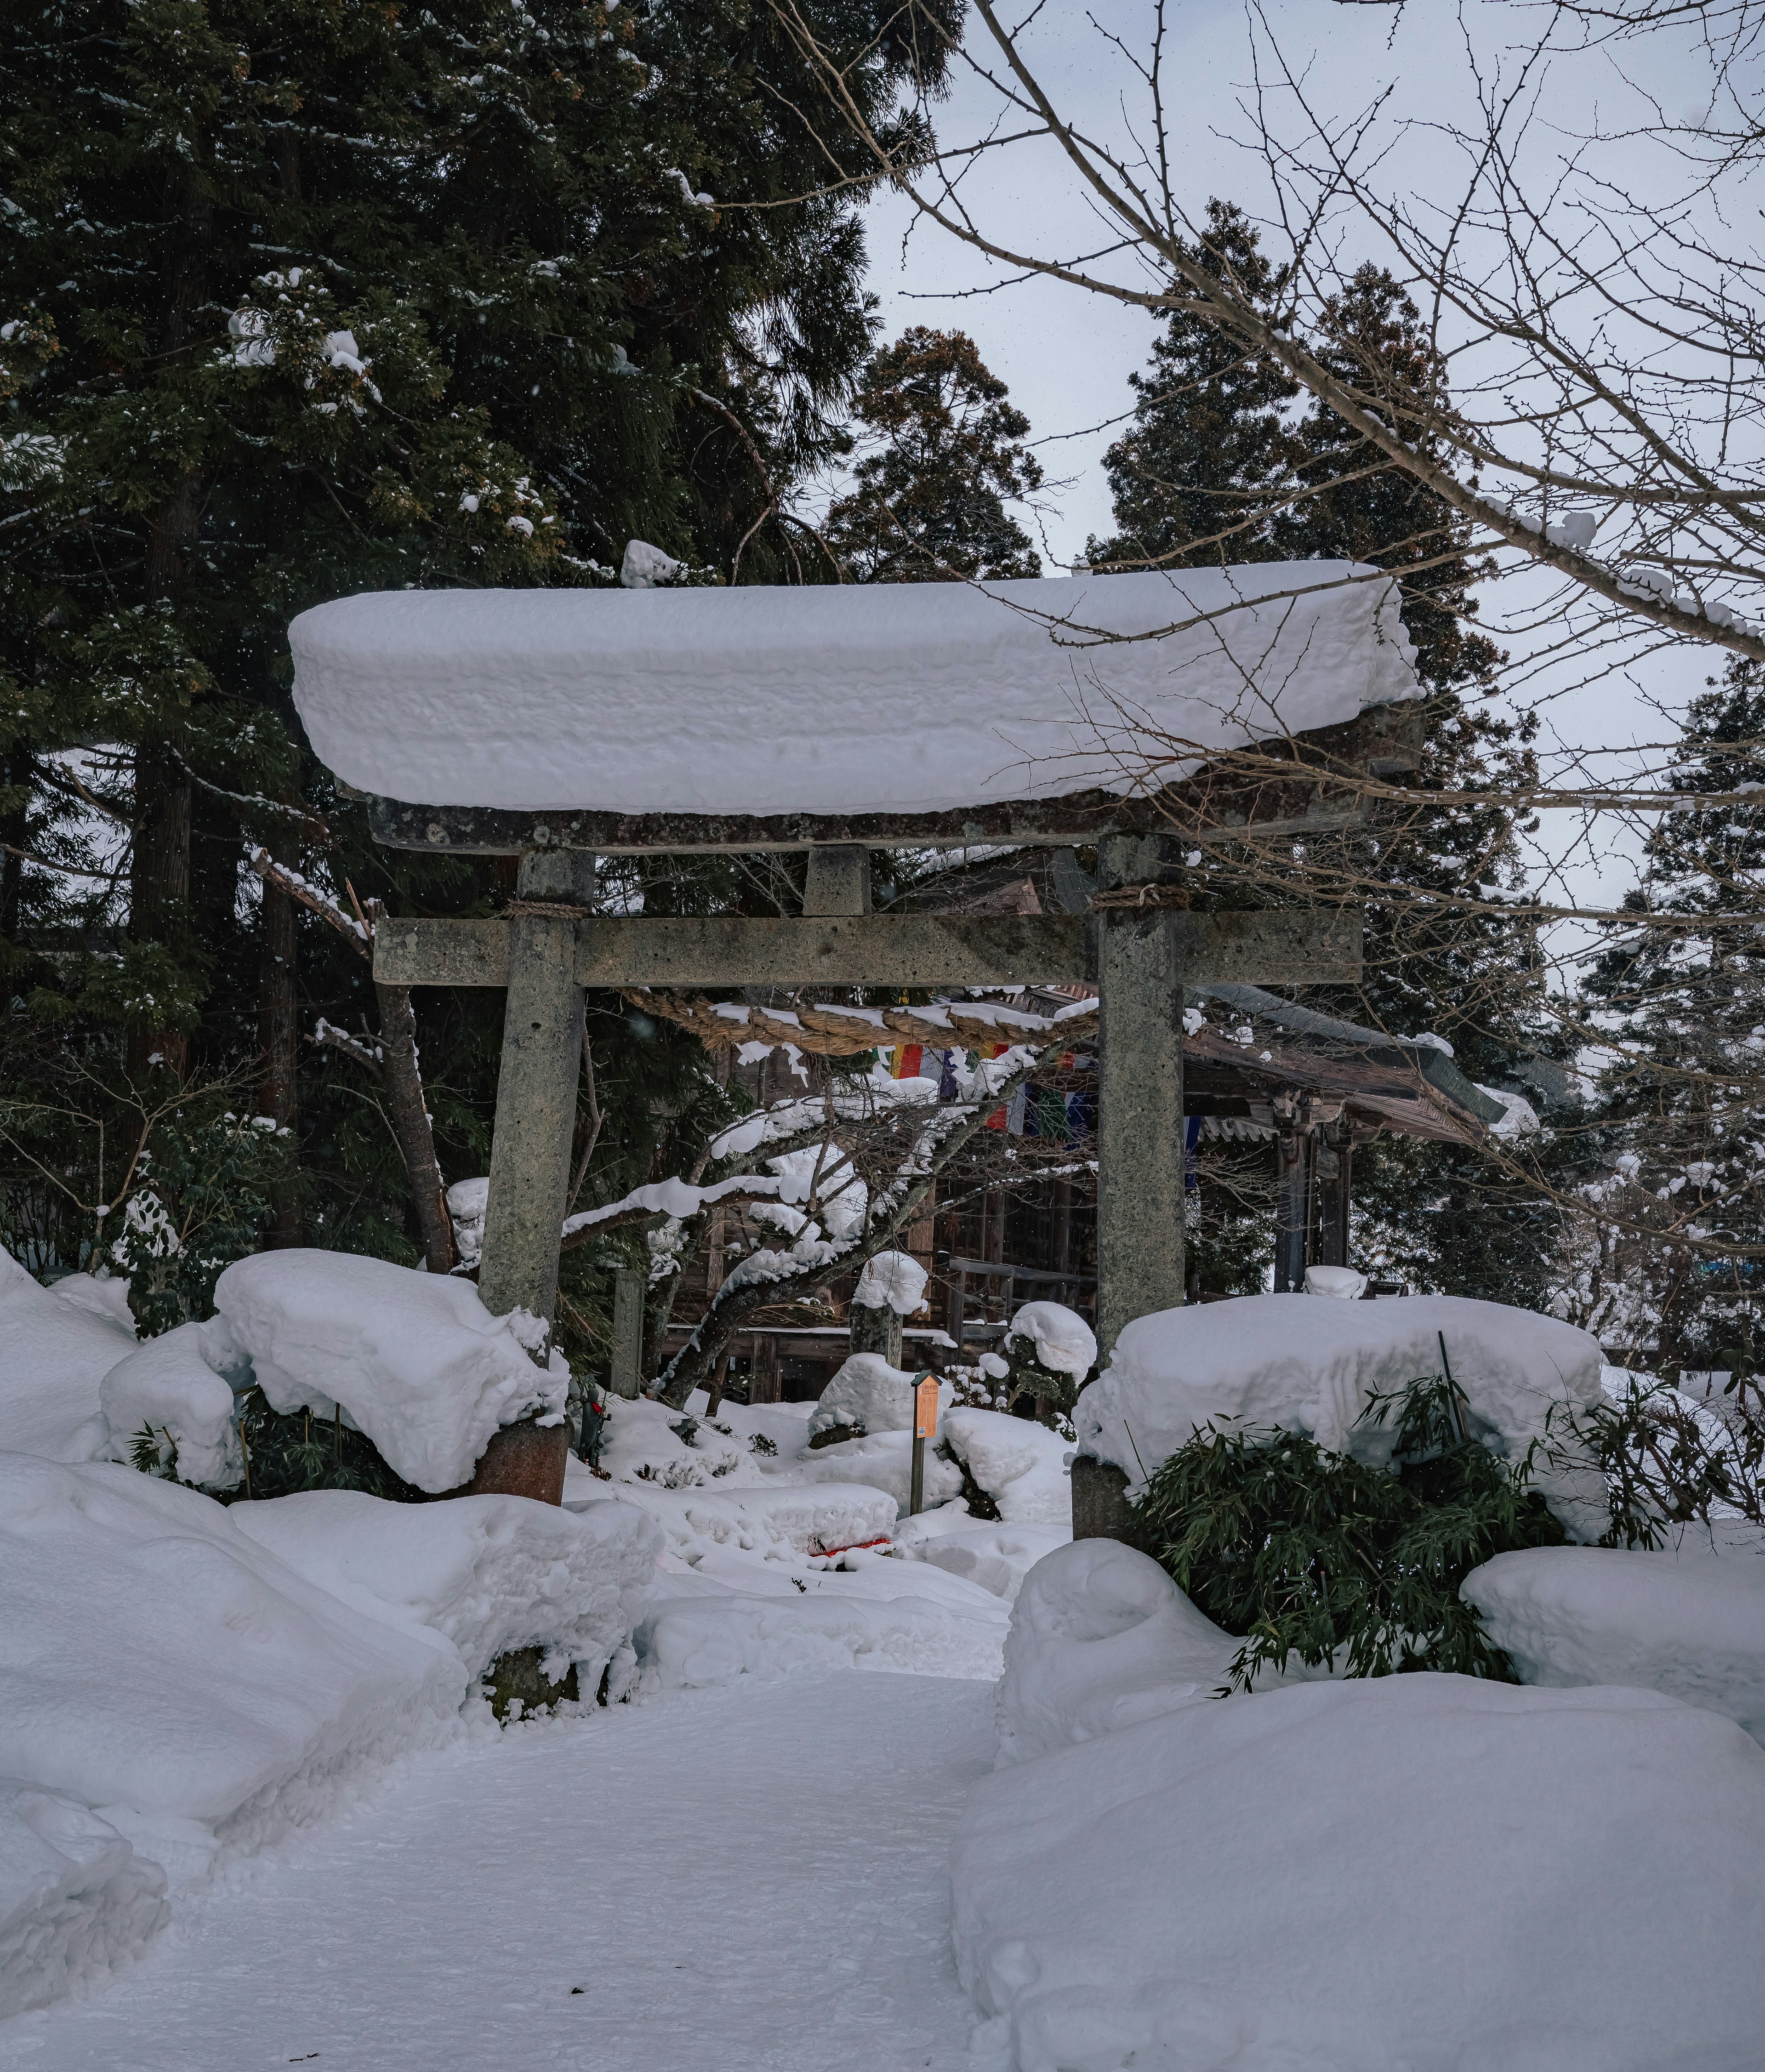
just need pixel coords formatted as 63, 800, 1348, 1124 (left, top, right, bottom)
619, 988, 1101, 1058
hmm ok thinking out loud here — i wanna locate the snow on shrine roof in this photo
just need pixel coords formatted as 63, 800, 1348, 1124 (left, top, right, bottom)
290, 564, 1418, 816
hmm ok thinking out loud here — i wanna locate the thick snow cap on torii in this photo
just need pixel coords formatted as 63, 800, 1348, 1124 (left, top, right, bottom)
289, 565, 1419, 815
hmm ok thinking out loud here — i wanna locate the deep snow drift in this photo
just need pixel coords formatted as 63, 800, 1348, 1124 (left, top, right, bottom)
1076, 1291, 1607, 1532
960, 1539, 1765, 2072
1463, 1529, 1765, 1743
289, 564, 1419, 815
0, 1782, 167, 2023
0, 1255, 132, 1464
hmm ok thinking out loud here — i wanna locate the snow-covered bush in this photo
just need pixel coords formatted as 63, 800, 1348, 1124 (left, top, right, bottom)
1132, 1370, 1570, 1685
211, 1250, 566, 1494
100, 1320, 245, 1491
998, 1299, 1095, 1420
1078, 1291, 1607, 1535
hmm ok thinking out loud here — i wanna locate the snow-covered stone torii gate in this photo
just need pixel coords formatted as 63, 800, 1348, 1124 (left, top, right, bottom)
291, 562, 1422, 1503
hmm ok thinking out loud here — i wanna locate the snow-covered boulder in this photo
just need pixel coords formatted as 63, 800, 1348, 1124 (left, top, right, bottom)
1463, 1535, 1765, 1744
230, 1489, 660, 1689
899, 1520, 1070, 1605
0, 1781, 168, 2020
1004, 1300, 1096, 1382
942, 1409, 1070, 1525
1076, 1292, 1606, 1535
212, 1250, 567, 1493
793, 1428, 965, 1515
807, 1352, 951, 1440
0, 1454, 463, 1871
995, 1539, 1245, 1767
577, 1477, 901, 1568
0, 1249, 133, 1463
98, 1319, 245, 1492
955, 1669, 1765, 2072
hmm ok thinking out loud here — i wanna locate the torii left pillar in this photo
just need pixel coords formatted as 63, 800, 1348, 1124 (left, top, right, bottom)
469, 847, 594, 1503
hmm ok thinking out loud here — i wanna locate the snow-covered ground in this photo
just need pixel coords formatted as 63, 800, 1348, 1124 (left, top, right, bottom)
0, 1673, 993, 2072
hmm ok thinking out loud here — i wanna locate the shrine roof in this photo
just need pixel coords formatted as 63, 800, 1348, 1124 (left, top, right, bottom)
290, 564, 1418, 818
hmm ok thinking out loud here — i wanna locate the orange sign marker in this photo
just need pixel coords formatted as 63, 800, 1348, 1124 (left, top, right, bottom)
913, 1373, 940, 1440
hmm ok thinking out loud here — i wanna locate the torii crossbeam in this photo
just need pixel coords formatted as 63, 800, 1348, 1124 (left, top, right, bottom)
292, 564, 1417, 1500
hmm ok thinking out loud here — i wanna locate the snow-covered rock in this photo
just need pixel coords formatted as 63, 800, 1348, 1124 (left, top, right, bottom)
230, 1489, 660, 1689
900, 1520, 1070, 1605
290, 564, 1420, 815
98, 1319, 245, 1492
956, 1669, 1765, 2072
994, 1540, 1245, 1767
942, 1409, 1071, 1526
0, 1249, 132, 1463
1076, 1292, 1606, 1534
212, 1250, 567, 1493
1463, 1534, 1765, 1743
0, 1454, 463, 1869
807, 1352, 951, 1440
574, 1476, 900, 1568
793, 1427, 966, 1515
1004, 1300, 1096, 1381
0, 1781, 168, 2021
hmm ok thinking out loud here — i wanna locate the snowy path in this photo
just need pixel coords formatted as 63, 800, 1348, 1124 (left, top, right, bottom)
2, 1673, 993, 2072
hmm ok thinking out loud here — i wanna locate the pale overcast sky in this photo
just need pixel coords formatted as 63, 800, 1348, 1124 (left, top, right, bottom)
857, 0, 1729, 945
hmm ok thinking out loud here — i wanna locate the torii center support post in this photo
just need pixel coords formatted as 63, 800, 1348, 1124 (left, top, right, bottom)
470, 848, 593, 1504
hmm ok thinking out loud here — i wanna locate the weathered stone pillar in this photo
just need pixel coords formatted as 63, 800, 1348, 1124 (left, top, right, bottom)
1093, 837, 1187, 1360
608, 1265, 644, 1400
474, 847, 592, 1500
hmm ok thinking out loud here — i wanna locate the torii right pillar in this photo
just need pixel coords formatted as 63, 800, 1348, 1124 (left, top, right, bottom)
1093, 836, 1190, 1354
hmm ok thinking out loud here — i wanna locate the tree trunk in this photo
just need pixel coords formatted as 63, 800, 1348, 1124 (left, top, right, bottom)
126, 740, 194, 1082
375, 979, 456, 1274
1, 743, 28, 943
258, 859, 304, 1247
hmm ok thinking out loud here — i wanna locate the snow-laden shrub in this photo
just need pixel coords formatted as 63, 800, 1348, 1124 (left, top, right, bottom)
1132, 1370, 1567, 1686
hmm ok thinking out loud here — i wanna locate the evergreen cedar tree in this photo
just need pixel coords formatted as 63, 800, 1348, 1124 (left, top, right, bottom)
822, 326, 1042, 582
0, 0, 961, 1340
1088, 201, 1566, 1306
1582, 662, 1765, 1376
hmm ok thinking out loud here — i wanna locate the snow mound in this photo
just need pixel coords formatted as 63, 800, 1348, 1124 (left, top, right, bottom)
955, 1671, 1765, 2072
230, 1489, 660, 1688
290, 564, 1421, 815
853, 1250, 929, 1315
575, 1478, 900, 1567
793, 1428, 965, 1515
98, 1319, 244, 1491
808, 1351, 951, 1439
903, 1521, 1070, 1605
212, 1250, 567, 1493
943, 1409, 1071, 1525
634, 1588, 1005, 1691
1076, 1292, 1605, 1534
1005, 1301, 1096, 1381
0, 1454, 463, 1865
995, 1540, 1246, 1767
0, 1249, 133, 1463
1463, 1537, 1765, 1743
0, 1781, 168, 2021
